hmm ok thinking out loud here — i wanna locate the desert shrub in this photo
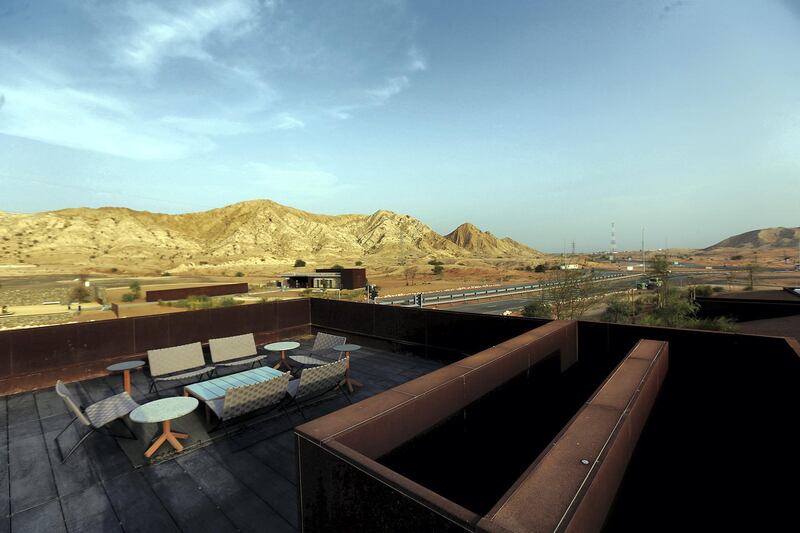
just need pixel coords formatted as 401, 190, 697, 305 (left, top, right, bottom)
218, 297, 237, 307
730, 255, 743, 260
161, 272, 171, 276
355, 261, 363, 266
601, 299, 636, 323
534, 264, 547, 273
294, 259, 306, 267
330, 264, 344, 269
121, 293, 136, 302
694, 285, 713, 297
432, 264, 444, 275
712, 286, 724, 293
235, 271, 244, 277
522, 301, 551, 318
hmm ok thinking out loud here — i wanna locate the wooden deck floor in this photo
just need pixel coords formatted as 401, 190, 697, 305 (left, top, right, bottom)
0, 339, 442, 533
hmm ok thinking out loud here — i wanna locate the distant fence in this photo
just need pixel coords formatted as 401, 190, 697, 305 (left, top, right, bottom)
0, 298, 309, 383
377, 272, 629, 307
145, 282, 249, 302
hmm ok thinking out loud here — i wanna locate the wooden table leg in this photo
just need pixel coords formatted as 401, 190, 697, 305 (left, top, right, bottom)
144, 419, 190, 458
123, 370, 132, 395
339, 352, 363, 393
273, 350, 292, 371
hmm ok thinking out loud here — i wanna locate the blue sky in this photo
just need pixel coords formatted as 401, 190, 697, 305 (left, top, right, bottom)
0, 0, 798, 252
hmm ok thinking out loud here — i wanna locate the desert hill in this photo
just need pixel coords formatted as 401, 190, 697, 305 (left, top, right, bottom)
704, 227, 800, 250
0, 200, 540, 273
445, 223, 540, 257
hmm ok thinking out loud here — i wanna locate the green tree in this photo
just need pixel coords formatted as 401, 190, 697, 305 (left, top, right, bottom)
650, 254, 671, 309
294, 259, 306, 267
546, 269, 599, 320
69, 285, 90, 303
432, 264, 444, 276
534, 264, 547, 273
129, 280, 142, 298
121, 293, 136, 302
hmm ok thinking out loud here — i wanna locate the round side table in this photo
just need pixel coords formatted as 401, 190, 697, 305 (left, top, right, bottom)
333, 344, 363, 393
130, 397, 198, 458
265, 341, 300, 371
107, 360, 145, 395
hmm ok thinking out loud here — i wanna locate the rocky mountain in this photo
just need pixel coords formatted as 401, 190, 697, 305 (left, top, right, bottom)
0, 200, 540, 272
704, 227, 800, 250
444, 223, 541, 257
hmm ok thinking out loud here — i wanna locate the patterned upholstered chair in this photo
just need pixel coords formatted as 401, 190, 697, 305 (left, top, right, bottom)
209, 333, 266, 371
54, 380, 139, 463
286, 359, 350, 418
205, 372, 291, 431
147, 342, 214, 396
290, 332, 347, 367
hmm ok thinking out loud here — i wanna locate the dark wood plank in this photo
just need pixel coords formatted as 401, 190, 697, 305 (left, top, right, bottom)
10, 499, 66, 533
177, 450, 295, 533
6, 394, 37, 427
60, 482, 122, 533
206, 441, 299, 529
39, 412, 98, 498
7, 420, 57, 514
33, 390, 68, 419
103, 470, 179, 533
141, 461, 237, 533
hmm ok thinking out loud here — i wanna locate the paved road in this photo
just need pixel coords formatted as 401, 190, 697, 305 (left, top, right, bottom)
447, 298, 532, 315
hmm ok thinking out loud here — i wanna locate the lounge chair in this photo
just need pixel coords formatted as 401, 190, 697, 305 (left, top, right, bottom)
205, 372, 291, 431
290, 332, 347, 367
147, 342, 214, 396
285, 359, 350, 418
209, 333, 266, 370
54, 380, 139, 463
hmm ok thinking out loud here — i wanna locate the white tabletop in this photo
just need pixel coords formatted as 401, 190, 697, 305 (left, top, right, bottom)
264, 341, 300, 352
130, 397, 198, 424
333, 344, 361, 352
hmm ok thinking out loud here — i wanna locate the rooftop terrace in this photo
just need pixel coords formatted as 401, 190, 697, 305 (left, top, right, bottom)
0, 337, 441, 532
0, 297, 797, 532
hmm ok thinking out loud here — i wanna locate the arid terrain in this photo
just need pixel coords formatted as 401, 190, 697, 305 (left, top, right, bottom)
1, 202, 797, 330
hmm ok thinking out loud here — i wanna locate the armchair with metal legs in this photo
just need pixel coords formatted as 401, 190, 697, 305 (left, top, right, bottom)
54, 380, 140, 463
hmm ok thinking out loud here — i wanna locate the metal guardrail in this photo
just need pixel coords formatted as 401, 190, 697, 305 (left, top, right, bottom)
377, 272, 632, 307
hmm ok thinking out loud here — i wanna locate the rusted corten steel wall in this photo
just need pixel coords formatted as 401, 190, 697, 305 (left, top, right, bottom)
477, 340, 668, 533
144, 282, 249, 302
580, 321, 800, 532
310, 298, 550, 363
0, 299, 309, 389
294, 321, 578, 532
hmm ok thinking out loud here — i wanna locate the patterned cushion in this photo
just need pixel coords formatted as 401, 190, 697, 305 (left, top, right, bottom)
148, 342, 207, 377
293, 359, 346, 401
311, 333, 347, 358
55, 380, 91, 427
215, 354, 267, 367
84, 392, 140, 428
219, 373, 290, 420
153, 366, 214, 382
209, 333, 258, 363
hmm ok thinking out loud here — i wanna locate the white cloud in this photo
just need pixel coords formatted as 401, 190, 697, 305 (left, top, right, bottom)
366, 76, 410, 104
119, 0, 261, 73
0, 83, 212, 160
160, 115, 253, 136
408, 47, 427, 71
269, 113, 305, 130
